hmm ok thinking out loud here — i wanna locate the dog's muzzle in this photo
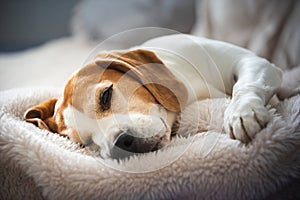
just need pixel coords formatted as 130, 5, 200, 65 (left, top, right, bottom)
110, 130, 164, 159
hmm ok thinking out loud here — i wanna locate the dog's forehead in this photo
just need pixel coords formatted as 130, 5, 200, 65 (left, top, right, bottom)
74, 61, 134, 83
76, 62, 103, 82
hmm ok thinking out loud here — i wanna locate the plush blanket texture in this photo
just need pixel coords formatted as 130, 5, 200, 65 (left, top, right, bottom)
0, 69, 300, 199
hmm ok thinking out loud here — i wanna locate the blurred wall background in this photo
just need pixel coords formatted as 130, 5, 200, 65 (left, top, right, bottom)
0, 0, 80, 52
0, 0, 196, 52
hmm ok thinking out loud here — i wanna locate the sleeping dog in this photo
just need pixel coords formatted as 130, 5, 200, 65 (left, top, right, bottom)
24, 34, 282, 158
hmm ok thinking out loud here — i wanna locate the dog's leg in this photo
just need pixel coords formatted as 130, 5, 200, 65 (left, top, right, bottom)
224, 57, 282, 143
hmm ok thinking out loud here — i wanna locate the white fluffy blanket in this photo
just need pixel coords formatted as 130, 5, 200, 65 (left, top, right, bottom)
1, 72, 300, 199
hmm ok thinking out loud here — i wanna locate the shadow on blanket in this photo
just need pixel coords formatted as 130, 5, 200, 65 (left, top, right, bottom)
1, 69, 300, 199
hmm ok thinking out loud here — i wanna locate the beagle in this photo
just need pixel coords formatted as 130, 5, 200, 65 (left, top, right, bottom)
24, 34, 282, 158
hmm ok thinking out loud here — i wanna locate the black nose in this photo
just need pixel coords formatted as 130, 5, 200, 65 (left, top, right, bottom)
112, 131, 158, 159
114, 132, 135, 152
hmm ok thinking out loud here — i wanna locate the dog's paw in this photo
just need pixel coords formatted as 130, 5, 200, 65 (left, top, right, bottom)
224, 98, 269, 143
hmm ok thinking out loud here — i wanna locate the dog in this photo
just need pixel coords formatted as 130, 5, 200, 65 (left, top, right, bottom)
24, 34, 282, 158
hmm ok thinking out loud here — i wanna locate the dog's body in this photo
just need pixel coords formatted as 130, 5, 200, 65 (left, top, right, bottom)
140, 35, 282, 139
25, 34, 282, 158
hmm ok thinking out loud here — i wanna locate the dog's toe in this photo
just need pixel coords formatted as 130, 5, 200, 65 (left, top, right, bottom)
224, 100, 269, 144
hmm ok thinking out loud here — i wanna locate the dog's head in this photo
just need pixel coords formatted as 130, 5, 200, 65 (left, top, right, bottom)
24, 49, 187, 158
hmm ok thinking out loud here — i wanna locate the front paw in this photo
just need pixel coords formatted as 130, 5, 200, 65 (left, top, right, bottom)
224, 99, 269, 143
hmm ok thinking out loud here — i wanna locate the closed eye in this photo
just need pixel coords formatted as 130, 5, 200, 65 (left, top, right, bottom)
100, 84, 113, 111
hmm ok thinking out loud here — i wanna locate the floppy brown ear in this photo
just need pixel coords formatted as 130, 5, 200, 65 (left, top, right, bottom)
24, 98, 58, 132
96, 49, 188, 112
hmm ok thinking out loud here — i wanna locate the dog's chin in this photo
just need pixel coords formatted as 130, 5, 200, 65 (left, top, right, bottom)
109, 138, 171, 160
87, 138, 170, 160
91, 130, 171, 160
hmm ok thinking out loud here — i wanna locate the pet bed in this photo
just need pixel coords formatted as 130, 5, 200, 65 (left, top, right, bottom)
1, 69, 300, 200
